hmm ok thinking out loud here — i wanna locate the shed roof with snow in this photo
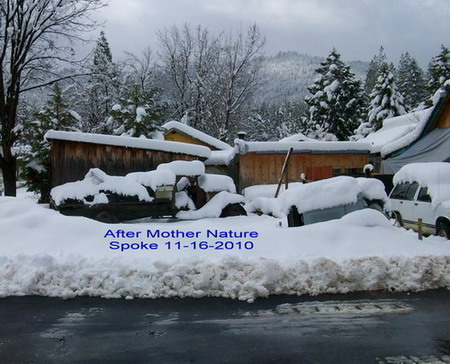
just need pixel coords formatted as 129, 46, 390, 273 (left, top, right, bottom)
45, 130, 211, 187
162, 121, 232, 151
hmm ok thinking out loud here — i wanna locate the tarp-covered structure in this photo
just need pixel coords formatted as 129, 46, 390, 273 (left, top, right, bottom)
380, 87, 450, 174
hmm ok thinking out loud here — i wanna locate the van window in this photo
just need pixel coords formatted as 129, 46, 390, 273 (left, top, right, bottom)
390, 183, 409, 199
404, 182, 419, 200
418, 187, 432, 203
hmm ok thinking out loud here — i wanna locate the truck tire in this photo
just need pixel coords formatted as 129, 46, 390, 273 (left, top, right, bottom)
95, 211, 119, 223
436, 220, 450, 239
392, 211, 403, 228
220, 203, 247, 217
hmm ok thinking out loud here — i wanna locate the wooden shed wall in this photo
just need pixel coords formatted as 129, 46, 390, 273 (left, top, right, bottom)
51, 140, 198, 187
164, 130, 218, 150
238, 152, 369, 190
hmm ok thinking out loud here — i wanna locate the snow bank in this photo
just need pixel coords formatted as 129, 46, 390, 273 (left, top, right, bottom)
1, 198, 450, 302
176, 191, 245, 220
126, 170, 176, 190
51, 168, 153, 206
393, 162, 450, 207
157, 160, 205, 176
198, 174, 236, 193
243, 183, 303, 202
44, 130, 211, 158
162, 121, 232, 150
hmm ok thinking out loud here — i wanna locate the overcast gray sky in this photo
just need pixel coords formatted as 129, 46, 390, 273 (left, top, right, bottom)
96, 0, 450, 67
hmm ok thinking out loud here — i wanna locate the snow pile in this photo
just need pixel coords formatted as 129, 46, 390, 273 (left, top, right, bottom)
176, 191, 245, 220
157, 160, 205, 176
126, 170, 176, 191
1, 198, 450, 302
243, 183, 304, 202
174, 191, 196, 210
204, 149, 237, 166
198, 174, 236, 193
279, 132, 314, 142
162, 121, 232, 151
393, 162, 450, 207
246, 176, 388, 217
51, 169, 153, 206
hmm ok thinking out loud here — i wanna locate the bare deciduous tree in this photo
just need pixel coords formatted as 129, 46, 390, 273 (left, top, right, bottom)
0, 0, 106, 196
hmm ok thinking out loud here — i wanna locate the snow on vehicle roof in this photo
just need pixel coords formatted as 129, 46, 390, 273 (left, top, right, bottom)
203, 149, 237, 166
246, 176, 388, 217
393, 162, 450, 207
198, 174, 236, 193
279, 132, 315, 142
126, 170, 176, 190
235, 139, 371, 154
176, 191, 244, 219
360, 108, 433, 156
156, 160, 205, 176
44, 130, 211, 159
162, 120, 232, 150
51, 168, 153, 206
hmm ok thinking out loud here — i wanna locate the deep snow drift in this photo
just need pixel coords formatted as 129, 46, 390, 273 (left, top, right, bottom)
0, 197, 449, 302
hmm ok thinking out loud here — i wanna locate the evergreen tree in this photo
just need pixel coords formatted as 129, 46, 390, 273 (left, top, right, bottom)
367, 64, 406, 131
425, 45, 450, 105
397, 52, 426, 110
80, 31, 119, 132
305, 49, 366, 141
364, 46, 388, 95
20, 85, 79, 202
107, 85, 163, 138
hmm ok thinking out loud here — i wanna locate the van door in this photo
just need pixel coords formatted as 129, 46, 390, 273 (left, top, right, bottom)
412, 187, 435, 234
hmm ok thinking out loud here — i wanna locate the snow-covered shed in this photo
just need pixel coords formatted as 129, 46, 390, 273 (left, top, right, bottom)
162, 121, 232, 151
235, 140, 371, 191
45, 131, 211, 187
362, 88, 450, 174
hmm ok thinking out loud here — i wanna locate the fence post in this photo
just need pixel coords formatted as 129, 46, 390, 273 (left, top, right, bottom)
418, 218, 423, 240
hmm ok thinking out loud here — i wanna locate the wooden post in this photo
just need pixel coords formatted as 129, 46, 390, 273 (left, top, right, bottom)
418, 218, 423, 240
275, 147, 294, 198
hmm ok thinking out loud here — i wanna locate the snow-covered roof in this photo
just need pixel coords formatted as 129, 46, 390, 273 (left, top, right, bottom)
360, 108, 434, 155
235, 139, 371, 154
45, 130, 211, 159
204, 149, 237, 166
279, 132, 315, 142
162, 121, 232, 151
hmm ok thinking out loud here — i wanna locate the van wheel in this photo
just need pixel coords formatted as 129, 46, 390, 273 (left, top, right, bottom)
436, 221, 450, 239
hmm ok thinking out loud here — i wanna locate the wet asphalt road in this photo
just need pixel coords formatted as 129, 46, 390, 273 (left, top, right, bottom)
0, 290, 449, 363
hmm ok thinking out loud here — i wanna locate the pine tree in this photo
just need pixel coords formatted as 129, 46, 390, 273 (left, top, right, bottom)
81, 31, 119, 132
397, 53, 426, 110
364, 46, 388, 95
107, 85, 163, 138
305, 48, 366, 141
367, 64, 406, 131
425, 45, 450, 105
20, 85, 79, 202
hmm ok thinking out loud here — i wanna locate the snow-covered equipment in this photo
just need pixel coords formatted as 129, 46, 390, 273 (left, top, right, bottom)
49, 161, 245, 222
245, 176, 389, 227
